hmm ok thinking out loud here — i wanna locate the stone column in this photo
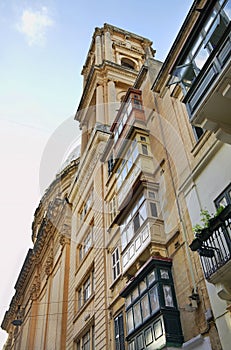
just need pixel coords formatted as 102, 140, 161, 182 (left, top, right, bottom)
115, 50, 120, 65
96, 84, 105, 124
107, 80, 117, 125
104, 30, 113, 62
143, 40, 153, 59
95, 34, 102, 65
81, 124, 88, 155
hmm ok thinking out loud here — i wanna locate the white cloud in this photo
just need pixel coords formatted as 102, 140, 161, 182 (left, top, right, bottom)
17, 6, 54, 46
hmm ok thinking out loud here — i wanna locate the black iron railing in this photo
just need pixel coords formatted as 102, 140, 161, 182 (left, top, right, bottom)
190, 205, 231, 279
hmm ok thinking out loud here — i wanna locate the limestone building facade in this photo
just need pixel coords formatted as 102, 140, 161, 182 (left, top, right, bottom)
1, 155, 79, 350
2, 1, 231, 349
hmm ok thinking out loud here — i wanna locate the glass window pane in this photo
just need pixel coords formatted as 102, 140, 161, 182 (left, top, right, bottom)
127, 222, 134, 243
144, 327, 153, 346
128, 340, 135, 350
137, 334, 144, 349
194, 47, 209, 70
141, 293, 150, 321
142, 144, 148, 155
191, 34, 203, 56
139, 279, 147, 294
148, 191, 155, 199
126, 294, 132, 308
160, 269, 169, 279
154, 319, 163, 340
133, 302, 142, 328
121, 231, 127, 250
163, 285, 174, 307
150, 202, 158, 217
147, 270, 156, 285
126, 309, 134, 333
149, 285, 159, 313
139, 203, 147, 225
218, 196, 228, 207
133, 213, 140, 232
131, 287, 139, 301
223, 1, 231, 21
204, 9, 217, 32
205, 14, 228, 49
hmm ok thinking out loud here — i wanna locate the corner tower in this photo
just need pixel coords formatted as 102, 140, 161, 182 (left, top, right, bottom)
75, 23, 155, 154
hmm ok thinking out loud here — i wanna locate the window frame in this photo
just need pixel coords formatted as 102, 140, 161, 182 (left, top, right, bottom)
214, 183, 231, 208
112, 247, 121, 281
114, 312, 125, 350
124, 265, 176, 335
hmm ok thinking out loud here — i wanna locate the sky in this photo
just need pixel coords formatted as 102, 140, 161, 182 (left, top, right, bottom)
0, 0, 193, 347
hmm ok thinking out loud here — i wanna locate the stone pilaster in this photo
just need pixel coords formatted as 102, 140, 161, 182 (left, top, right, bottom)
95, 34, 102, 65
96, 84, 105, 124
107, 80, 117, 125
104, 30, 113, 62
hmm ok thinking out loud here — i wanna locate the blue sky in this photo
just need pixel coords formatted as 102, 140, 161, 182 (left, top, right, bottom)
0, 0, 193, 347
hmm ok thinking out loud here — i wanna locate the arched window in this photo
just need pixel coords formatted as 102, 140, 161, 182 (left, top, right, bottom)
121, 58, 136, 70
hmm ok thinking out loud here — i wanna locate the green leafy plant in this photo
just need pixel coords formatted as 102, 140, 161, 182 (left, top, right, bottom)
192, 209, 211, 235
214, 205, 225, 217
192, 223, 203, 235
192, 206, 225, 236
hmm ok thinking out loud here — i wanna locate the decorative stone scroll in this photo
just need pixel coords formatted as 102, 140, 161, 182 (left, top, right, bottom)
45, 249, 53, 276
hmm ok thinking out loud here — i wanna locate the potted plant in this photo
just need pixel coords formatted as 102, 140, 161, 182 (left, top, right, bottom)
189, 236, 203, 251
193, 209, 212, 241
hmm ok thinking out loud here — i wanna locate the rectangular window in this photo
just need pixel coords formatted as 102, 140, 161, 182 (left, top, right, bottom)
108, 154, 114, 176
163, 285, 174, 307
78, 288, 82, 310
141, 293, 150, 321
150, 202, 158, 217
141, 144, 148, 155
82, 331, 90, 350
84, 231, 92, 255
149, 285, 159, 313
112, 247, 121, 281
214, 183, 231, 208
144, 327, 153, 346
128, 340, 135, 350
127, 308, 134, 333
83, 277, 91, 302
75, 326, 94, 350
137, 334, 144, 349
133, 301, 142, 328
114, 313, 125, 350
109, 196, 117, 223
133, 213, 140, 232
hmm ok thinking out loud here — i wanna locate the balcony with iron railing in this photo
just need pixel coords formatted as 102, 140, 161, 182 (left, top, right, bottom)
184, 26, 231, 143
190, 204, 231, 297
168, 1, 231, 143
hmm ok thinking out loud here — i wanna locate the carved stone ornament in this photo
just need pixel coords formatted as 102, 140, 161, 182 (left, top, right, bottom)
59, 233, 69, 247
45, 249, 53, 276
30, 275, 41, 300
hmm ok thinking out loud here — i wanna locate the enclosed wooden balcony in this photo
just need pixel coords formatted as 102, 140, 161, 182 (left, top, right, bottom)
184, 27, 231, 144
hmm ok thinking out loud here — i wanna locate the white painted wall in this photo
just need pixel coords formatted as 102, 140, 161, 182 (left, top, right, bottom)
185, 143, 231, 350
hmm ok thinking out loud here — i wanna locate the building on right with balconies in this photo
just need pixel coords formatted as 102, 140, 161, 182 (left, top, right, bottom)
151, 0, 231, 349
